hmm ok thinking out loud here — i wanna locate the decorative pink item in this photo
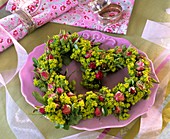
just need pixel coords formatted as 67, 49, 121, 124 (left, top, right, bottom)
52, 0, 135, 34
19, 30, 159, 131
0, 0, 78, 52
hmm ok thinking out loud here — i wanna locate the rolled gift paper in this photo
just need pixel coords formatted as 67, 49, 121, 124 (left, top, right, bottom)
0, 0, 78, 52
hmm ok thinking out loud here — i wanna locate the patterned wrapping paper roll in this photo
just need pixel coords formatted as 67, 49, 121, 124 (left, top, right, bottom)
0, 0, 78, 52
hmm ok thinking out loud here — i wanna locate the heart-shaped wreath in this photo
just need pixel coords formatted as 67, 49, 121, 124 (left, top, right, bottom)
32, 31, 158, 130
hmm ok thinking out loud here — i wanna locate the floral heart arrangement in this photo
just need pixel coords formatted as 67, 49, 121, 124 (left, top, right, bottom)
32, 30, 158, 130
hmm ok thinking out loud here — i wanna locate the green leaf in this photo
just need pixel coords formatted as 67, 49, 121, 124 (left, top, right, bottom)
131, 79, 135, 86
55, 124, 64, 129
102, 69, 110, 73
97, 49, 104, 52
80, 66, 85, 72
93, 42, 102, 46
32, 57, 38, 67
63, 124, 70, 130
73, 35, 82, 45
117, 64, 123, 69
102, 106, 108, 116
40, 87, 47, 93
62, 55, 72, 65
122, 45, 127, 52
32, 91, 46, 105
151, 78, 159, 84
74, 44, 78, 49
68, 114, 82, 125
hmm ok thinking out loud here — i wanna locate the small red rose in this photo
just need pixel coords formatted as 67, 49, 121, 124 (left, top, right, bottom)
39, 107, 46, 114
48, 93, 56, 98
98, 95, 104, 102
136, 81, 145, 90
114, 91, 125, 102
60, 34, 68, 40
128, 87, 136, 94
40, 71, 49, 81
95, 107, 102, 117
89, 62, 96, 69
48, 82, 55, 90
67, 92, 75, 97
95, 71, 103, 80
136, 61, 145, 71
136, 71, 143, 77
126, 51, 132, 56
72, 37, 78, 43
46, 54, 54, 60
56, 87, 64, 94
116, 48, 122, 54
85, 51, 92, 59
62, 105, 71, 115
114, 106, 121, 114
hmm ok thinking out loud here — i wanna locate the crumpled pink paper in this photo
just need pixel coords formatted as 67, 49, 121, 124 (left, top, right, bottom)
0, 0, 78, 52
0, 24, 45, 139
134, 20, 170, 139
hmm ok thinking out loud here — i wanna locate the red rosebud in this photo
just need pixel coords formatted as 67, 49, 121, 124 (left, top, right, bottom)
114, 91, 125, 102
128, 87, 136, 94
39, 107, 46, 114
60, 34, 69, 40
56, 103, 60, 109
72, 37, 78, 43
48, 39, 54, 45
85, 52, 92, 59
48, 93, 56, 98
98, 95, 104, 102
56, 87, 64, 94
116, 47, 122, 54
95, 107, 102, 117
36, 68, 42, 74
40, 71, 49, 81
114, 106, 121, 114
89, 62, 96, 69
67, 92, 75, 97
95, 71, 103, 80
46, 54, 54, 60
62, 105, 71, 115
48, 82, 55, 90
136, 71, 143, 77
136, 61, 145, 71
126, 51, 132, 56
136, 81, 145, 90
45, 46, 52, 52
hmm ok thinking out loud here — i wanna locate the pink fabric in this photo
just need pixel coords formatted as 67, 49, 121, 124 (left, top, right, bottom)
52, 0, 135, 34
0, 0, 78, 52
